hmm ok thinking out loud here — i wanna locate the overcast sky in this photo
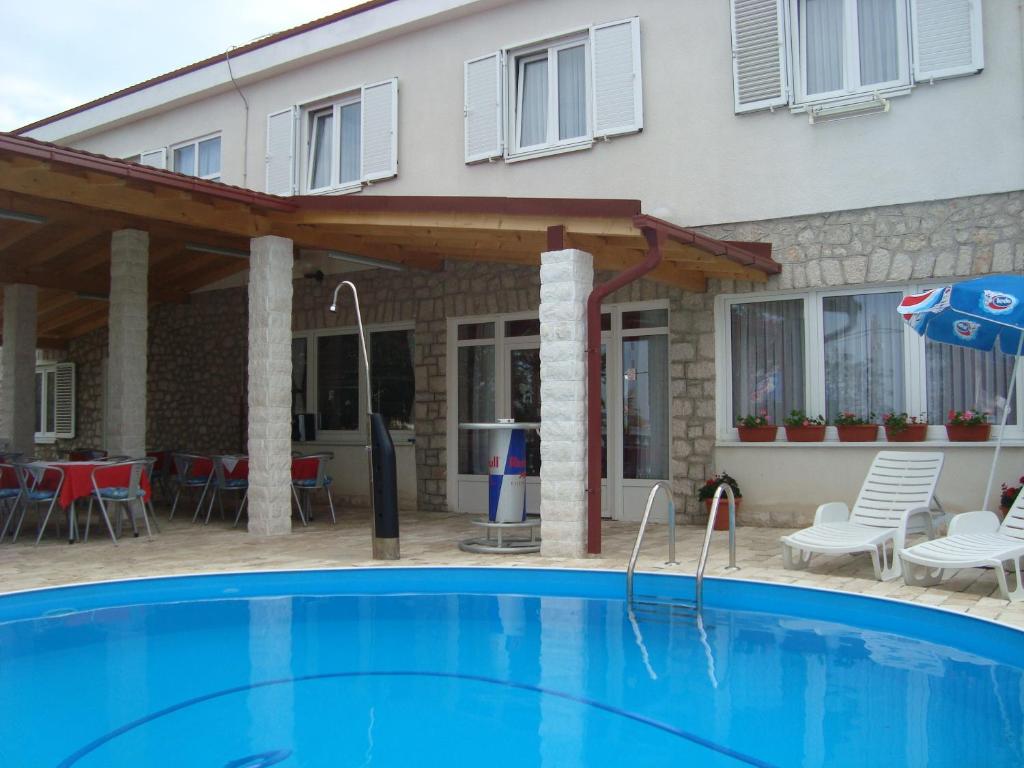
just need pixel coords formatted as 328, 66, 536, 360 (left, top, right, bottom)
0, 0, 365, 131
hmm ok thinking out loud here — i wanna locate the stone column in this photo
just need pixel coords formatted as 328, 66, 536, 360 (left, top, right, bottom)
247, 235, 293, 536
107, 229, 149, 458
0, 284, 38, 455
539, 249, 593, 558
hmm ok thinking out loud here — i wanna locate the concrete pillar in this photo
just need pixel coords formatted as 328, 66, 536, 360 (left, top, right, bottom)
539, 249, 593, 558
247, 235, 294, 536
106, 229, 149, 458
0, 285, 38, 455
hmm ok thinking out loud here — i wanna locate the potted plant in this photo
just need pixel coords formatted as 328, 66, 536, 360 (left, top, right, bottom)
698, 471, 741, 531
835, 411, 878, 442
883, 412, 928, 442
783, 410, 826, 442
946, 409, 991, 441
999, 477, 1023, 517
735, 412, 776, 442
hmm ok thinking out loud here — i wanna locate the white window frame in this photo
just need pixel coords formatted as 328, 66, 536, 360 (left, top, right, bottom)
509, 34, 592, 158
34, 364, 58, 444
791, 0, 912, 107
170, 133, 222, 181
716, 281, 1024, 445
295, 322, 415, 445
304, 91, 362, 195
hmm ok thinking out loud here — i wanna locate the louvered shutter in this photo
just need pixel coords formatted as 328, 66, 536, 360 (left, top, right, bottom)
730, 0, 789, 113
464, 52, 504, 163
911, 0, 984, 82
54, 362, 75, 439
139, 148, 166, 169
361, 78, 398, 182
266, 107, 297, 195
591, 17, 643, 138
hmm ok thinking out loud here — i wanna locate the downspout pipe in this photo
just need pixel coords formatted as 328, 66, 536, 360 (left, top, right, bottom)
585, 226, 664, 554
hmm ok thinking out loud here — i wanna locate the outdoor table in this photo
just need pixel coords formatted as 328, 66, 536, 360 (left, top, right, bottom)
29, 461, 153, 543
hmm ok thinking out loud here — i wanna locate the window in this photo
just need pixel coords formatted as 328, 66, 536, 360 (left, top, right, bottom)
293, 326, 414, 439
514, 38, 588, 152
34, 362, 75, 443
308, 96, 362, 192
464, 17, 642, 163
172, 135, 221, 181
719, 284, 1020, 441
797, 0, 908, 101
730, 0, 984, 114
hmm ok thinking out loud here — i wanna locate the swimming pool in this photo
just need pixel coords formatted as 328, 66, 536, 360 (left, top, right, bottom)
0, 568, 1020, 767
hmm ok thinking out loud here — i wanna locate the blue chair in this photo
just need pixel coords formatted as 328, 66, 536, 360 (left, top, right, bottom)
84, 460, 152, 543
11, 462, 65, 545
204, 455, 248, 525
0, 462, 24, 542
291, 453, 336, 525
169, 453, 212, 520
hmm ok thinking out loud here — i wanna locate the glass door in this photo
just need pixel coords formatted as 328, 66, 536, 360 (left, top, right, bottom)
507, 342, 541, 514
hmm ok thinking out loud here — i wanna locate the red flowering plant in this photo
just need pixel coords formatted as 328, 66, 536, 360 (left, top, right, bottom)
882, 412, 926, 432
947, 409, 989, 426
698, 472, 742, 501
736, 411, 771, 428
783, 410, 826, 427
1000, 476, 1024, 511
834, 411, 875, 426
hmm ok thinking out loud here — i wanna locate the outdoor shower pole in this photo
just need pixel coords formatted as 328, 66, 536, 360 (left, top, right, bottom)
982, 332, 1024, 511
329, 280, 399, 560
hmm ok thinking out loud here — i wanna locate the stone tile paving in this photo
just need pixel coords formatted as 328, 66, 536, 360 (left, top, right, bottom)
0, 509, 1020, 630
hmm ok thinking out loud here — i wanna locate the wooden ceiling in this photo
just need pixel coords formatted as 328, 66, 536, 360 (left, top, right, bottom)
0, 133, 778, 348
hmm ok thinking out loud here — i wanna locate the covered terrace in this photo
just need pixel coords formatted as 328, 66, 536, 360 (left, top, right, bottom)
0, 132, 779, 555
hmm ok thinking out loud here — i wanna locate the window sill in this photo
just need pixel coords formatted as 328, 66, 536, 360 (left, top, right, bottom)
34, 436, 56, 445
790, 85, 912, 116
505, 139, 593, 164
717, 439, 1024, 449
305, 183, 363, 196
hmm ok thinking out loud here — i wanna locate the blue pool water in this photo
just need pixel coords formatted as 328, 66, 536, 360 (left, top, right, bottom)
0, 568, 1021, 767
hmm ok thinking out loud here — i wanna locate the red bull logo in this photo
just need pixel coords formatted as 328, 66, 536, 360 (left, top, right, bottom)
981, 290, 1017, 315
953, 319, 980, 340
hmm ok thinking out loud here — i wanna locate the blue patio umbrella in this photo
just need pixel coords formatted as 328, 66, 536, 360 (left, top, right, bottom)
898, 275, 1024, 510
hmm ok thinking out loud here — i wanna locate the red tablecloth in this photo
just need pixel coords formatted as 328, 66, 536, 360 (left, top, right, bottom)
146, 450, 169, 473
217, 456, 249, 480
0, 465, 17, 490
35, 462, 153, 509
291, 457, 320, 481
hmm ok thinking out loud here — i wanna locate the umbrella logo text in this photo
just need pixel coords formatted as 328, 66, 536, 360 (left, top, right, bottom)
981, 290, 1017, 315
953, 319, 981, 340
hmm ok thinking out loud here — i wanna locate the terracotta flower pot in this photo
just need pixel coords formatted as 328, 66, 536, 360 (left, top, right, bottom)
704, 497, 741, 531
737, 425, 777, 443
885, 424, 928, 442
784, 425, 826, 442
945, 424, 991, 442
999, 505, 1010, 519
837, 424, 878, 442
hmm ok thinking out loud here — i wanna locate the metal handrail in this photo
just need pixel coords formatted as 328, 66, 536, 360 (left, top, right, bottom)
625, 481, 739, 611
625, 482, 676, 603
695, 484, 739, 611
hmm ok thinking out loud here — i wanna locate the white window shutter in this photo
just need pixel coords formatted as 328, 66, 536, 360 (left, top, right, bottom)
54, 362, 75, 440
591, 17, 643, 138
361, 78, 398, 182
139, 148, 166, 169
266, 107, 297, 195
911, 0, 984, 82
730, 0, 789, 113
464, 52, 504, 163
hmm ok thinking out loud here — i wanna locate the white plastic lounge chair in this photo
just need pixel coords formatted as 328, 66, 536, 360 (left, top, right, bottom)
900, 492, 1024, 601
780, 451, 945, 581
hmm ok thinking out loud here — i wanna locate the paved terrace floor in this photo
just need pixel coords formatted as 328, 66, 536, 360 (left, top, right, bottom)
1, 508, 1022, 630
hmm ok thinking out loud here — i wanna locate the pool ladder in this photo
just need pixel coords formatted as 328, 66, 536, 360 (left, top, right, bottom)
626, 482, 738, 615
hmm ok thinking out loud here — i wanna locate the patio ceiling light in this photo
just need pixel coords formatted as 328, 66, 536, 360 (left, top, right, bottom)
0, 208, 47, 225
326, 251, 406, 272
184, 243, 249, 259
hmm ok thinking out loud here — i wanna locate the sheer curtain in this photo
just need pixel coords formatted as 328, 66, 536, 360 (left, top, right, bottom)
310, 112, 333, 189
823, 292, 905, 421
197, 137, 220, 179
339, 102, 361, 184
458, 345, 495, 474
557, 45, 586, 140
805, 0, 845, 95
731, 300, 805, 424
173, 144, 195, 175
622, 335, 668, 480
858, 0, 899, 85
926, 344, 1016, 426
519, 58, 548, 147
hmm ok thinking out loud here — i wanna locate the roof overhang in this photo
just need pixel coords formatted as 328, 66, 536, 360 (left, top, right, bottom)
0, 132, 779, 346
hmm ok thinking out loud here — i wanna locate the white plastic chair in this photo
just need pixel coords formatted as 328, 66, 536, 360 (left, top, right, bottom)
900, 492, 1024, 601
780, 451, 945, 581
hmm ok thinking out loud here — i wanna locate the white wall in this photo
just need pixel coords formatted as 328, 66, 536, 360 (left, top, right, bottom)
55, 0, 1023, 227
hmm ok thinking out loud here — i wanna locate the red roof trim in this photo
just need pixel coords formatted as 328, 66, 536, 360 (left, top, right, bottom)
0, 132, 296, 211
633, 214, 780, 275
294, 194, 643, 218
15, 0, 399, 135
